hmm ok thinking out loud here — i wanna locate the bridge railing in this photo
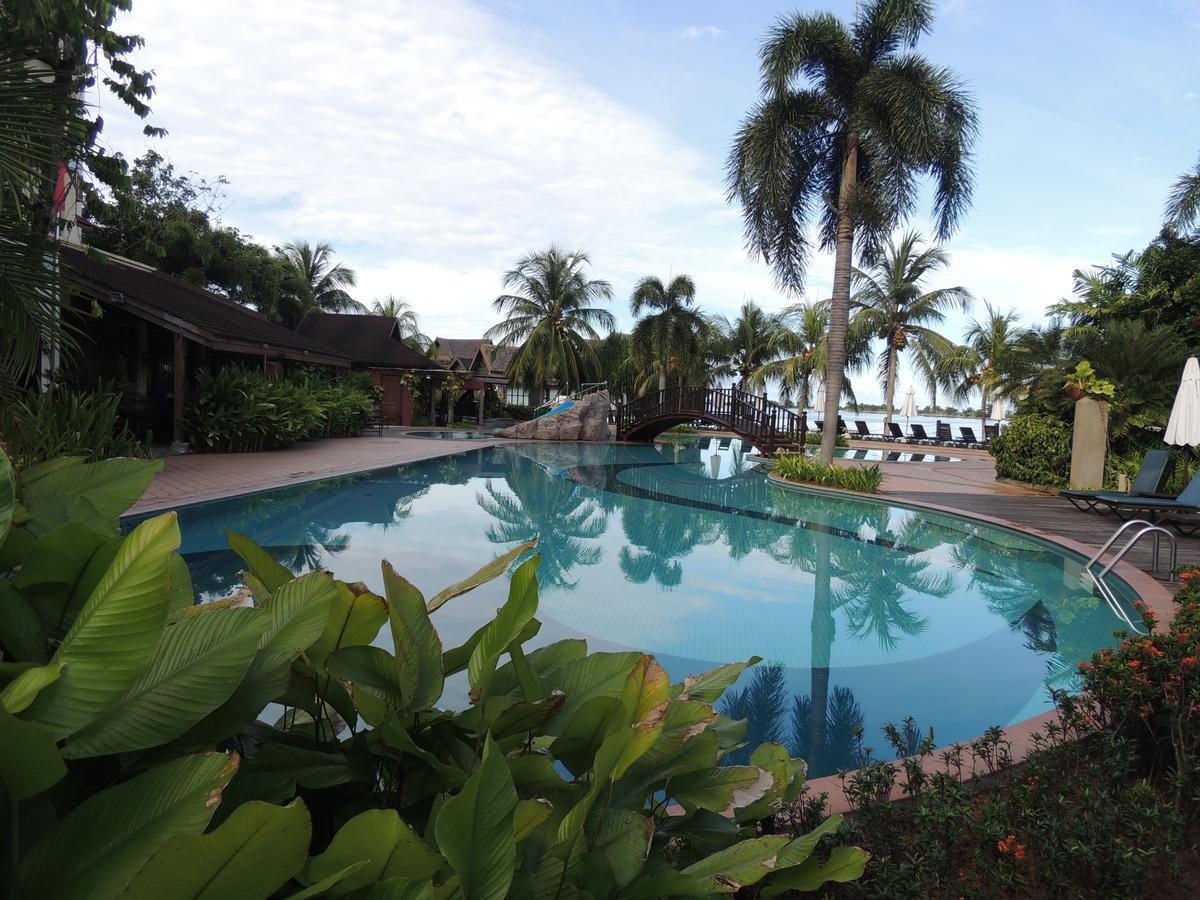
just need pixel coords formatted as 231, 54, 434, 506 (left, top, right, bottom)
616, 386, 806, 452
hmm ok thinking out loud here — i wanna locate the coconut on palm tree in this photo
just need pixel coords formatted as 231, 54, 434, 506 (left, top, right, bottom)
851, 231, 972, 426
728, 0, 978, 462
712, 301, 781, 394
485, 246, 615, 398
278, 240, 363, 327
945, 302, 1025, 431
629, 274, 709, 393
370, 295, 429, 351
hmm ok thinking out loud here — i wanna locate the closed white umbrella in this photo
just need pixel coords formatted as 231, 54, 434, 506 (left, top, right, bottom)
990, 395, 1007, 423
814, 385, 826, 413
1166, 357, 1200, 446
899, 386, 917, 424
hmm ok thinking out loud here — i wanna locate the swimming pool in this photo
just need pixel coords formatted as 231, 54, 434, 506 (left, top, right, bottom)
405, 429, 497, 440
149, 441, 1137, 777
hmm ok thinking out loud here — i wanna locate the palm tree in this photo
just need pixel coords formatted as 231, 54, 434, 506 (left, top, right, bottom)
851, 232, 973, 426
629, 274, 705, 393
945, 302, 1025, 431
727, 0, 978, 462
1165, 155, 1200, 234
279, 240, 364, 327
486, 246, 615, 397
370, 295, 429, 351
712, 301, 781, 393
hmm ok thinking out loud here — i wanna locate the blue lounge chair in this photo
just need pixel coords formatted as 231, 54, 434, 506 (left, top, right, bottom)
1086, 464, 1200, 534
1061, 449, 1173, 513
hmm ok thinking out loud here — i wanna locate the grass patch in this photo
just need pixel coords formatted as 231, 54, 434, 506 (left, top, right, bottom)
772, 453, 883, 493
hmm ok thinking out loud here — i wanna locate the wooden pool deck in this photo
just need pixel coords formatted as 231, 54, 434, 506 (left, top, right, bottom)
857, 440, 1199, 583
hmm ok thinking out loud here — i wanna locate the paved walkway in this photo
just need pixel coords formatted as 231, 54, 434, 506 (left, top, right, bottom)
131, 431, 502, 513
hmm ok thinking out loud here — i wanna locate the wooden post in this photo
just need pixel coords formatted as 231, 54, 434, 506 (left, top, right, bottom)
172, 333, 186, 444
477, 388, 485, 426
136, 322, 148, 395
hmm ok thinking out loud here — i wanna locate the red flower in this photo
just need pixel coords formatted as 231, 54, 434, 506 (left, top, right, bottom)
1128, 660, 1142, 668
1183, 657, 1197, 668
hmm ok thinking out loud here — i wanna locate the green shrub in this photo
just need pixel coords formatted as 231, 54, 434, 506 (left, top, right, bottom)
804, 431, 850, 448
668, 423, 699, 433
989, 413, 1071, 487
184, 368, 374, 452
772, 454, 883, 493
0, 382, 149, 468
0, 447, 868, 899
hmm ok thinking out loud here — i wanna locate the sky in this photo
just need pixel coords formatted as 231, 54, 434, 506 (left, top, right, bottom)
96, 0, 1200, 405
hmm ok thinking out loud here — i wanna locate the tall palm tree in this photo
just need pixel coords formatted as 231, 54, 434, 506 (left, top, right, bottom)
371, 295, 429, 351
279, 240, 363, 327
712, 301, 781, 393
851, 232, 973, 425
486, 246, 615, 397
629, 274, 705, 392
1165, 155, 1200, 234
728, 0, 978, 462
945, 302, 1025, 431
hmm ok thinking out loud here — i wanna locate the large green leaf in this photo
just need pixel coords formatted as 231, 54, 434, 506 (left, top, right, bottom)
306, 580, 387, 671
733, 742, 792, 824
434, 735, 517, 900
549, 652, 645, 731
425, 540, 536, 613
668, 764, 774, 817
556, 730, 632, 848
0, 523, 35, 570
489, 638, 585, 698
18, 455, 85, 487
326, 644, 409, 716
122, 799, 311, 900
0, 446, 13, 548
593, 808, 653, 889
0, 577, 47, 661
167, 551, 195, 621
65, 607, 267, 757
227, 530, 294, 594
21, 457, 163, 536
24, 512, 180, 740
0, 659, 63, 713
442, 617, 540, 677
259, 572, 337, 653
679, 835, 791, 893
761, 845, 869, 896
248, 741, 375, 789
173, 650, 293, 747
11, 522, 123, 640
467, 556, 540, 703
676, 657, 761, 703
0, 704, 66, 800
382, 561, 444, 712
17, 752, 238, 900
305, 808, 444, 895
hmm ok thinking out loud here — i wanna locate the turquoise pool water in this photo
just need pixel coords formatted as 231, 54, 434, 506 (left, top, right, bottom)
147, 442, 1138, 776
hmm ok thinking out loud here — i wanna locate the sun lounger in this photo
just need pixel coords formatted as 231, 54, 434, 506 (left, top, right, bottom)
909, 424, 933, 443
958, 426, 983, 447
1061, 449, 1174, 513
886, 422, 906, 441
984, 423, 1000, 443
1085, 464, 1200, 534
854, 420, 875, 440
936, 422, 954, 445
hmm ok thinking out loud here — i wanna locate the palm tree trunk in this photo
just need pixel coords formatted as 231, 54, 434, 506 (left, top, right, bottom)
820, 137, 858, 464
801, 372, 811, 437
882, 340, 898, 428
980, 386, 988, 433
807, 529, 835, 773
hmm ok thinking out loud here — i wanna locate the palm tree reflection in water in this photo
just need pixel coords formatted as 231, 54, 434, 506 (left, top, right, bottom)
476, 454, 607, 591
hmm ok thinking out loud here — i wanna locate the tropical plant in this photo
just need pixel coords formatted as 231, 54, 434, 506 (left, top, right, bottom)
1062, 360, 1114, 401
629, 273, 707, 392
712, 301, 781, 393
1165, 153, 1200, 235
754, 300, 831, 409
988, 414, 1071, 487
728, 0, 978, 462
0, 446, 869, 899
850, 232, 972, 424
486, 246, 615, 396
277, 240, 364, 327
371, 294, 430, 351
771, 455, 884, 493
0, 381, 149, 468
944, 302, 1025, 430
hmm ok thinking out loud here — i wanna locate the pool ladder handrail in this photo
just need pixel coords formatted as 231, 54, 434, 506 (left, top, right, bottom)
1082, 518, 1176, 635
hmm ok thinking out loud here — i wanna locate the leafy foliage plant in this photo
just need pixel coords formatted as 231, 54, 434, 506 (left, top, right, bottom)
988, 414, 1072, 488
772, 455, 884, 494
0, 447, 867, 899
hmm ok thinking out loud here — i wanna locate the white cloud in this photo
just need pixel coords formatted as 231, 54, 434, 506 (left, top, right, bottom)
675, 25, 725, 40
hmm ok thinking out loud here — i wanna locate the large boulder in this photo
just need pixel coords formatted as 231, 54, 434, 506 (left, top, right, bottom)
497, 391, 612, 442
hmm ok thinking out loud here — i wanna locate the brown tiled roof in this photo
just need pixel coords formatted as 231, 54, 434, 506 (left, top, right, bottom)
487, 345, 515, 374
433, 337, 483, 369
61, 245, 350, 366
296, 312, 437, 369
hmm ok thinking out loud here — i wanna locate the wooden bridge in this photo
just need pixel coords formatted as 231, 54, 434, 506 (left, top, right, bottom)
615, 386, 806, 455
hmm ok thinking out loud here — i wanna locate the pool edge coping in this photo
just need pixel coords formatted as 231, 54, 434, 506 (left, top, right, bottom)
767, 470, 1176, 814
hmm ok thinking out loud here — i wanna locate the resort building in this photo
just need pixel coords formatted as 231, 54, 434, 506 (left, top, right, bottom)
431, 337, 544, 410
296, 312, 446, 426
